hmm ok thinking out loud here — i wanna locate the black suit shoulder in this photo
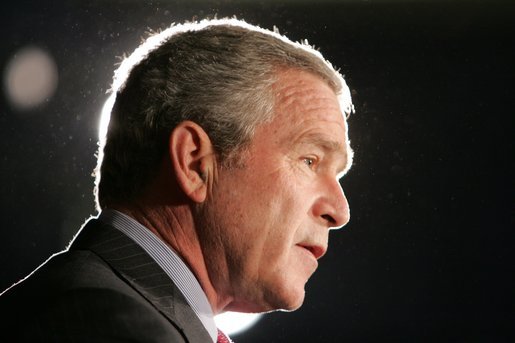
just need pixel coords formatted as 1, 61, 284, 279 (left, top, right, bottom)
0, 249, 186, 342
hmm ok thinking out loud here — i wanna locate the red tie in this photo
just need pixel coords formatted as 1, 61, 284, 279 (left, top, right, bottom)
217, 329, 232, 343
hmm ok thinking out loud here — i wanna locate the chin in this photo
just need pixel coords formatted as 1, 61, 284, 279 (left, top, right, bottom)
263, 283, 306, 312
229, 284, 306, 313
271, 295, 305, 313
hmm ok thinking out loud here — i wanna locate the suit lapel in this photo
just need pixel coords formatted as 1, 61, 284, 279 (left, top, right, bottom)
69, 219, 212, 342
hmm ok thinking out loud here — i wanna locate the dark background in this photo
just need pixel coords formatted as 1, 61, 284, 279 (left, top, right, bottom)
1, 0, 513, 341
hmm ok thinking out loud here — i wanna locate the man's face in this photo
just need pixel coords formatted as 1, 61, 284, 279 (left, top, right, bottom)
198, 68, 352, 313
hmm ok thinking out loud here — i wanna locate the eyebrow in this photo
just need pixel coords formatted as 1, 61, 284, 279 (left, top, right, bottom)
298, 133, 353, 175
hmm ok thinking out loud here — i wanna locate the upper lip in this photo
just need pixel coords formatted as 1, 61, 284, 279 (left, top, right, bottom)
298, 243, 327, 260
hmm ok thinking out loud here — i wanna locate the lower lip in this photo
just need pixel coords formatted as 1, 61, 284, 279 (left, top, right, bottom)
297, 245, 318, 269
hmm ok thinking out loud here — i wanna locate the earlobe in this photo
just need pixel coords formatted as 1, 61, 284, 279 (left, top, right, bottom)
169, 121, 215, 203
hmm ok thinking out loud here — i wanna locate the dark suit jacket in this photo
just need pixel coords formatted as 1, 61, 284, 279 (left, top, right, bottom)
0, 219, 213, 342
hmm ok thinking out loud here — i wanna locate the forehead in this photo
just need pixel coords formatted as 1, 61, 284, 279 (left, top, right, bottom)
270, 68, 347, 135
272, 69, 343, 119
267, 68, 352, 173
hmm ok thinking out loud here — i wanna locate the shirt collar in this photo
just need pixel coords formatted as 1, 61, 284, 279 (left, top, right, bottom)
98, 209, 217, 342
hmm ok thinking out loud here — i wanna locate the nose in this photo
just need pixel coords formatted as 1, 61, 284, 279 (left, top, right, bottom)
313, 177, 350, 229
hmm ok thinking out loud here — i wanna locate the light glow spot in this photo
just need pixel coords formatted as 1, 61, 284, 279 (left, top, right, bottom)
4, 46, 58, 111
215, 311, 262, 336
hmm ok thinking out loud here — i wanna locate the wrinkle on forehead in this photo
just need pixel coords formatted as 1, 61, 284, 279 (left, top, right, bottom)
272, 70, 345, 124
268, 68, 353, 175
274, 82, 340, 111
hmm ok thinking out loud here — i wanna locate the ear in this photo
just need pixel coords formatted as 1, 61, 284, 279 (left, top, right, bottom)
169, 121, 216, 203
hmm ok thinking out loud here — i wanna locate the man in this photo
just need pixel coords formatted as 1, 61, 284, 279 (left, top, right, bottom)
0, 18, 353, 342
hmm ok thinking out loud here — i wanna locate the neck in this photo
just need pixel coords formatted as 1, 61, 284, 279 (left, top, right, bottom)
111, 201, 233, 314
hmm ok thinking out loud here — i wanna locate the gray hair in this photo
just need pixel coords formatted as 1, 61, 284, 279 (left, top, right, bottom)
95, 18, 353, 210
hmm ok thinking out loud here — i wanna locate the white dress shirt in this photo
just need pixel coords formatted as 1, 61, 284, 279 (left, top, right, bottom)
99, 209, 217, 342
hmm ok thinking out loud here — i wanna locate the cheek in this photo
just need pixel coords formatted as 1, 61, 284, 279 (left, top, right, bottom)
257, 177, 310, 255
216, 165, 312, 263
274, 173, 314, 221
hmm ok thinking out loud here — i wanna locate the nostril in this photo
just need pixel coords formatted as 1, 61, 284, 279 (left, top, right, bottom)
321, 214, 336, 225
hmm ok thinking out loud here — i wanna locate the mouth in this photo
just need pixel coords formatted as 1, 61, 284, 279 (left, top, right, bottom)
297, 244, 326, 260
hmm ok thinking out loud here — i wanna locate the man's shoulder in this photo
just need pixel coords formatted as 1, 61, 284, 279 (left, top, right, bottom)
0, 249, 187, 342
3, 248, 127, 296
0, 219, 212, 342
0, 248, 136, 314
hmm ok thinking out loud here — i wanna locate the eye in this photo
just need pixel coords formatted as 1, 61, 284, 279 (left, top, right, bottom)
303, 157, 316, 169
